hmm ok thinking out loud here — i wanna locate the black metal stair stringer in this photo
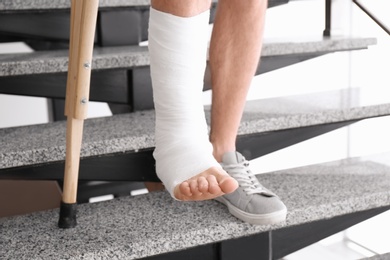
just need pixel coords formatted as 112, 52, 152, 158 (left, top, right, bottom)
236, 119, 358, 160
272, 205, 390, 259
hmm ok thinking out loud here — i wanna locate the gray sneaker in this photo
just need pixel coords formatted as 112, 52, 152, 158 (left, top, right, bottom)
215, 151, 287, 225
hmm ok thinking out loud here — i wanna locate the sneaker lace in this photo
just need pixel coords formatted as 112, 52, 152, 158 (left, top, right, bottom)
224, 160, 264, 195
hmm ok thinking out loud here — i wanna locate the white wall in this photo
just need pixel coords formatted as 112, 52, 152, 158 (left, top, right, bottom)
0, 43, 48, 128
249, 0, 390, 173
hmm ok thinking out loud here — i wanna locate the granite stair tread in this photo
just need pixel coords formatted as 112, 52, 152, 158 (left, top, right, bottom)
0, 36, 376, 77
1, 87, 390, 169
0, 0, 219, 11
363, 253, 390, 260
0, 0, 152, 11
0, 0, 288, 12
1, 153, 390, 259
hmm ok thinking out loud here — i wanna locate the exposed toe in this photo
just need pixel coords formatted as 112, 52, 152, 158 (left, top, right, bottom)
173, 167, 238, 201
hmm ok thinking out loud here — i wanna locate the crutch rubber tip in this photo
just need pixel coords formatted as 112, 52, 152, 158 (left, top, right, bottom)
58, 201, 77, 228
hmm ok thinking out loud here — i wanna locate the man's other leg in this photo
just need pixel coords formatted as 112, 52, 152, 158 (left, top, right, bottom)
209, 0, 267, 159
209, 0, 287, 225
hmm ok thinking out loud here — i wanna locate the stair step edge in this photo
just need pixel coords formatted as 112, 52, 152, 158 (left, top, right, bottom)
3, 0, 294, 12
0, 87, 389, 169
1, 152, 390, 259
362, 253, 390, 260
0, 0, 151, 11
0, 37, 376, 77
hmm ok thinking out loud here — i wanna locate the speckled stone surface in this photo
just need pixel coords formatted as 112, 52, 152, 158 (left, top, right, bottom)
0, 37, 376, 77
262, 36, 376, 56
0, 0, 223, 11
0, 0, 151, 11
0, 45, 150, 77
1, 87, 390, 169
364, 253, 390, 260
0, 0, 225, 11
1, 153, 390, 259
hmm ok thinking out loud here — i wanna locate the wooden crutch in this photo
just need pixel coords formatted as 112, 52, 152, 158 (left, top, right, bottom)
58, 0, 99, 229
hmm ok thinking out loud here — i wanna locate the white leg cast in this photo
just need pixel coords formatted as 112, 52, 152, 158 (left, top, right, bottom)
149, 8, 221, 199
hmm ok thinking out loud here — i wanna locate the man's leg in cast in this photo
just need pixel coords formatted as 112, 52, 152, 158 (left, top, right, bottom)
149, 0, 238, 201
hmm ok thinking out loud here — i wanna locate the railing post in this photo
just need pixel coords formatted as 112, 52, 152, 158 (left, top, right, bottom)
323, 0, 332, 37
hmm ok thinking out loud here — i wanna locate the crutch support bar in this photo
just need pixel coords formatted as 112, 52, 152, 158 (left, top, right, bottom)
58, 0, 99, 229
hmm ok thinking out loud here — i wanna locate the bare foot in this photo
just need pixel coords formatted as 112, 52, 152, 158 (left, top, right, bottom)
173, 167, 238, 201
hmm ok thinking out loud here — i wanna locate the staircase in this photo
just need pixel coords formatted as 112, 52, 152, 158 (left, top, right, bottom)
365, 253, 390, 260
1, 0, 390, 259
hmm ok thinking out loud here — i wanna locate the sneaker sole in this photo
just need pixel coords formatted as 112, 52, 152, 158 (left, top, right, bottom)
215, 196, 287, 225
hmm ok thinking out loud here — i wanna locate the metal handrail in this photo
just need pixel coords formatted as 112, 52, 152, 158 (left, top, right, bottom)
353, 0, 390, 36
323, 0, 389, 37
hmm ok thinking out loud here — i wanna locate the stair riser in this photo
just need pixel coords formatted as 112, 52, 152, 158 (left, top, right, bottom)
0, 1, 289, 48
0, 121, 361, 181
204, 52, 328, 90
0, 10, 147, 47
0, 53, 342, 113
0, 70, 130, 103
